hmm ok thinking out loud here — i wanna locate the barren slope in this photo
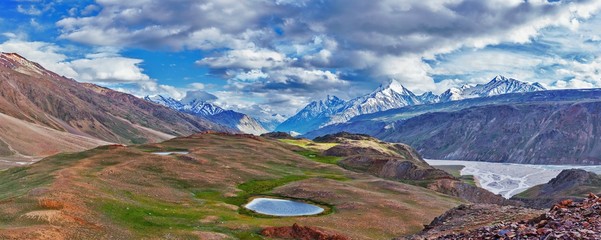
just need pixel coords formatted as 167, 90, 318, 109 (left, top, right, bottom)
0, 112, 108, 157
0, 133, 462, 239
0, 53, 231, 149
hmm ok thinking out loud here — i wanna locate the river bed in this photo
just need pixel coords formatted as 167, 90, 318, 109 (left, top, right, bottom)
426, 160, 601, 198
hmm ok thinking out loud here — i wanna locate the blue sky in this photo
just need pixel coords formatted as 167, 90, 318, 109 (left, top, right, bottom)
1, 0, 601, 120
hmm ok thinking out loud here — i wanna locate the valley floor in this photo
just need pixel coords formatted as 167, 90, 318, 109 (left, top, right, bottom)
427, 160, 601, 198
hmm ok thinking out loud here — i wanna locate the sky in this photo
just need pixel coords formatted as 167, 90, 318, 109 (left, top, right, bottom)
1, 0, 601, 121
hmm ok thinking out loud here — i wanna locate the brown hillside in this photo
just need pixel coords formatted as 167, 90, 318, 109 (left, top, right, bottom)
0, 52, 231, 159
0, 133, 463, 239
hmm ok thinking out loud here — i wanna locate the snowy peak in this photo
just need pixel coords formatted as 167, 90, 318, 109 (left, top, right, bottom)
467, 75, 547, 97
277, 75, 548, 134
375, 79, 414, 96
145, 95, 183, 110
275, 95, 347, 134
182, 99, 225, 116
418, 91, 441, 104
440, 76, 546, 102
302, 95, 346, 116
144, 94, 267, 135
146, 94, 225, 116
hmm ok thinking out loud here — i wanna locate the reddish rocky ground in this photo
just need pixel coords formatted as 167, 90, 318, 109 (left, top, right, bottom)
413, 193, 601, 239
261, 223, 349, 240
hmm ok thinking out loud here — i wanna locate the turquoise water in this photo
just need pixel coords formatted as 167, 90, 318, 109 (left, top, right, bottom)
244, 197, 324, 216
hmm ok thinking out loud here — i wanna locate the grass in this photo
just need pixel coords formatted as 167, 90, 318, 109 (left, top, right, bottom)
0, 150, 98, 200
134, 145, 189, 153
99, 175, 322, 238
224, 175, 309, 206
294, 150, 342, 165
99, 189, 272, 239
279, 139, 338, 151
434, 165, 478, 186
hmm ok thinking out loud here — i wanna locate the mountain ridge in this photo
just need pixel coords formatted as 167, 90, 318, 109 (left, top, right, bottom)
145, 94, 268, 135
277, 75, 545, 134
0, 52, 230, 162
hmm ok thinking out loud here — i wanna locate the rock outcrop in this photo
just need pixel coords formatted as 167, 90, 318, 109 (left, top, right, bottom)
260, 131, 298, 139
320, 135, 516, 205
513, 169, 601, 209
314, 132, 376, 143
428, 179, 521, 206
423, 194, 601, 239
402, 204, 545, 239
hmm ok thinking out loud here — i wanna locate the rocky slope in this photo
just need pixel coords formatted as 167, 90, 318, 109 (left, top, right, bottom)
378, 102, 601, 165
303, 88, 601, 165
145, 94, 267, 135
316, 133, 516, 205
276, 95, 347, 134
0, 52, 229, 160
513, 169, 601, 209
403, 204, 545, 239
421, 194, 601, 239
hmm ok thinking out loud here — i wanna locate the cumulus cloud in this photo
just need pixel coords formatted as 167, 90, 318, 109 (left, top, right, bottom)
69, 57, 150, 83
0, 38, 153, 84
43, 0, 601, 118
0, 38, 78, 78
197, 48, 290, 69
56, 1, 601, 85
181, 90, 218, 103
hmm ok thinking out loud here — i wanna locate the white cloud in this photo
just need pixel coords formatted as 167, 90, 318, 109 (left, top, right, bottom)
17, 5, 42, 16
197, 48, 290, 69
552, 57, 601, 89
54, 0, 601, 91
370, 54, 436, 93
0, 39, 152, 84
69, 57, 150, 83
0, 39, 78, 78
188, 83, 205, 90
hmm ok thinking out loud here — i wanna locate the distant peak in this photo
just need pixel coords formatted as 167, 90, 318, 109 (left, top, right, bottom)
378, 79, 411, 94
490, 75, 513, 83
322, 95, 344, 105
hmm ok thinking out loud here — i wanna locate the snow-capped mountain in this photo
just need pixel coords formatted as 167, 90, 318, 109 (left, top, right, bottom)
145, 94, 267, 135
439, 75, 546, 102
276, 80, 421, 134
327, 80, 421, 125
275, 95, 347, 134
417, 91, 441, 104
277, 75, 546, 134
257, 114, 287, 132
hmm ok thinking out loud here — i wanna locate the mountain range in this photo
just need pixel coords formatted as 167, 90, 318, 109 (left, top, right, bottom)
303, 88, 601, 165
144, 94, 269, 135
277, 75, 546, 134
0, 52, 229, 161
